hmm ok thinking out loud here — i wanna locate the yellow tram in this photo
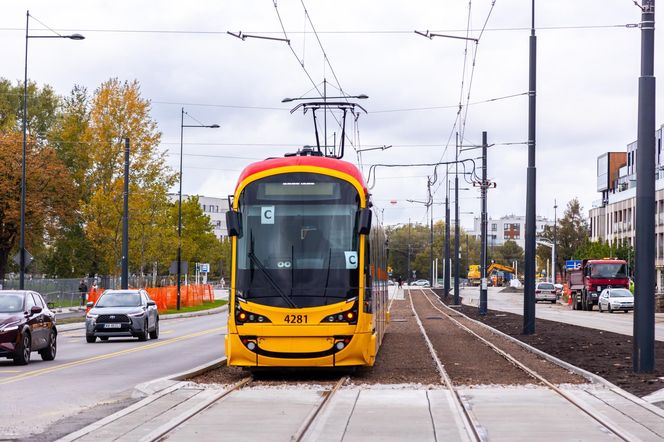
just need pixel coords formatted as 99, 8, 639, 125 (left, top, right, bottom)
224, 149, 388, 367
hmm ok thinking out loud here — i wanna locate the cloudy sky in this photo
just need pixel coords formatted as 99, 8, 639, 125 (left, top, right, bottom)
2, 1, 662, 230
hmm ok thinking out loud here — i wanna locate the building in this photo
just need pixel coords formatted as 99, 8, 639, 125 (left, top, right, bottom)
589, 124, 664, 287
470, 214, 553, 250
168, 194, 229, 240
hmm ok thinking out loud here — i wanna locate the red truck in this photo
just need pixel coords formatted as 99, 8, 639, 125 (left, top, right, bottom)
568, 258, 629, 311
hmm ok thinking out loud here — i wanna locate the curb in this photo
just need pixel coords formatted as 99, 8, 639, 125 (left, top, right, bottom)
56, 305, 228, 332
134, 356, 227, 396
425, 289, 664, 417
57, 357, 228, 442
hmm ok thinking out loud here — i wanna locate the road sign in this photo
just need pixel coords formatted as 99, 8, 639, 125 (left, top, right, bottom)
200, 263, 210, 273
13, 250, 33, 268
565, 260, 582, 270
169, 261, 189, 275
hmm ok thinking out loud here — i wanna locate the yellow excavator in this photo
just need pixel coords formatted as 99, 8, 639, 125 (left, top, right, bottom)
468, 263, 516, 287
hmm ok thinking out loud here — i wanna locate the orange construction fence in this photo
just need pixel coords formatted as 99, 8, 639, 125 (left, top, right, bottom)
87, 284, 214, 312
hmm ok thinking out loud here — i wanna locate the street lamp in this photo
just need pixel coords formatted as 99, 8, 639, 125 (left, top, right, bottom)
552, 200, 557, 284
20, 10, 84, 289
177, 108, 219, 310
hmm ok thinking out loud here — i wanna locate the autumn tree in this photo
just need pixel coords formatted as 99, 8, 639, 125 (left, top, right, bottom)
0, 132, 75, 278
82, 78, 176, 275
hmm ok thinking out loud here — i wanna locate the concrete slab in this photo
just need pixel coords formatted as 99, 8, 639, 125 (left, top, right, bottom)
166, 389, 323, 441
338, 389, 437, 442
460, 387, 620, 441
303, 389, 359, 442
428, 390, 474, 441
562, 385, 664, 440
76, 387, 204, 441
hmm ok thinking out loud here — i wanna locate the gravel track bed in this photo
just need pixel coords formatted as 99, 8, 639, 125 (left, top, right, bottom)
417, 290, 587, 386
444, 295, 664, 397
410, 289, 534, 386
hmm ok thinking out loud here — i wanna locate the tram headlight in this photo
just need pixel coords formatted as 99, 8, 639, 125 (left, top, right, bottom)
323, 306, 358, 324
236, 308, 270, 324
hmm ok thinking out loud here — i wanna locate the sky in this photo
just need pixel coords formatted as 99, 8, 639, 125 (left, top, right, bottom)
2, 1, 662, 230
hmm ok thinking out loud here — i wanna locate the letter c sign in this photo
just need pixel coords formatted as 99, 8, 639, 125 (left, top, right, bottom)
261, 206, 275, 224
345, 251, 358, 269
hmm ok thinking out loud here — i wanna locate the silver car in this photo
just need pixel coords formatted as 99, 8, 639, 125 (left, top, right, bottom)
598, 288, 634, 313
535, 282, 557, 303
85, 290, 159, 342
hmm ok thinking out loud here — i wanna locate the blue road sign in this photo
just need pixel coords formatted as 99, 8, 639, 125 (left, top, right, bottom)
565, 260, 582, 270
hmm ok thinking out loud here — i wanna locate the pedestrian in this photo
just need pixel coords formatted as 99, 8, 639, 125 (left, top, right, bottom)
78, 279, 88, 307
397, 275, 403, 288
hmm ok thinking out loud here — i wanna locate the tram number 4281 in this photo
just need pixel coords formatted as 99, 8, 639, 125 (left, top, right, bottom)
284, 314, 308, 324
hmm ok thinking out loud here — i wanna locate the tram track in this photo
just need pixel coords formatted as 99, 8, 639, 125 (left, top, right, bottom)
409, 288, 638, 442
145, 374, 349, 442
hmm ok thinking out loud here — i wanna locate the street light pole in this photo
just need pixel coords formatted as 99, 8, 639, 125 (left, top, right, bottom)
177, 108, 219, 310
634, 0, 656, 373
454, 134, 460, 305
20, 10, 84, 289
479, 131, 489, 315
523, 0, 537, 335
552, 200, 557, 284
444, 177, 451, 299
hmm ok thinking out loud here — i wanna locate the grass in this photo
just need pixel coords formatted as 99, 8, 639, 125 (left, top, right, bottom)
54, 300, 227, 325
160, 299, 227, 315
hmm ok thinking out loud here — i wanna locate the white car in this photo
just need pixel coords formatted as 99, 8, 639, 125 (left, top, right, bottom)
535, 282, 556, 303
598, 288, 634, 313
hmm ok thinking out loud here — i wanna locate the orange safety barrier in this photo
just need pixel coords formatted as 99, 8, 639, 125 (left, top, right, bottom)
86, 284, 214, 313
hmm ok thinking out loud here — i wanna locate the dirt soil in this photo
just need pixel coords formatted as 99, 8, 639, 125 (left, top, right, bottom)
446, 296, 664, 397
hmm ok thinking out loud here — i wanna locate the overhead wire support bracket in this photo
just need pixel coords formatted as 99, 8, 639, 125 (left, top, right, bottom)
414, 30, 478, 44
227, 31, 290, 44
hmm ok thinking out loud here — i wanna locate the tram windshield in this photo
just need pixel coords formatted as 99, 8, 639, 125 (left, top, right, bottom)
235, 172, 361, 308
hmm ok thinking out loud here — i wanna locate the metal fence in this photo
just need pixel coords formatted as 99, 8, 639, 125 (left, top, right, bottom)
1, 275, 223, 309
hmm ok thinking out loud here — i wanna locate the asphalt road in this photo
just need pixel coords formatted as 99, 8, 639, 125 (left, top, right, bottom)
0, 311, 228, 441
460, 286, 664, 340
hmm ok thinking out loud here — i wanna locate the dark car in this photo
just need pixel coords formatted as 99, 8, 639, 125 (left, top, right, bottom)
85, 289, 159, 343
0, 290, 57, 365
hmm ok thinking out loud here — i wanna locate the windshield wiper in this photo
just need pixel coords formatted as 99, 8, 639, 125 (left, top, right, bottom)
323, 248, 332, 300
248, 251, 297, 308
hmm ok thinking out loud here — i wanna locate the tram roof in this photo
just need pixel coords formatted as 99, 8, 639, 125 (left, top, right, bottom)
236, 155, 368, 195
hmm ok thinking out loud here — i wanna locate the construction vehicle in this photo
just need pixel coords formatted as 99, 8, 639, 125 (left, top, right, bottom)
568, 258, 629, 311
467, 263, 516, 287
467, 265, 481, 286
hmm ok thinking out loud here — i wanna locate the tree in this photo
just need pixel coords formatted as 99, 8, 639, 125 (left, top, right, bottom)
82, 78, 176, 275
0, 132, 76, 278
492, 240, 524, 273
537, 198, 589, 278
0, 78, 60, 137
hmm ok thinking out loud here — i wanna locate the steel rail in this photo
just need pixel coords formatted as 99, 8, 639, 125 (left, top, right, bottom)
408, 291, 484, 442
415, 288, 634, 442
291, 375, 349, 442
141, 376, 252, 442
